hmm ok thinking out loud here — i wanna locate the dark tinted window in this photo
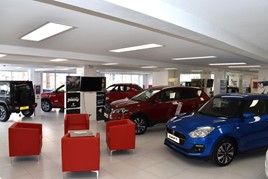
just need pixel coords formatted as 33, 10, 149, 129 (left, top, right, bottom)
179, 89, 198, 100
243, 99, 267, 116
122, 85, 130, 91
134, 85, 143, 90
158, 89, 178, 102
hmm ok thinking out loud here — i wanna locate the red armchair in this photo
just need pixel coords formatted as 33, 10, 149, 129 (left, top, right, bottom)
8, 122, 42, 158
64, 114, 89, 134
106, 119, 135, 155
61, 132, 100, 177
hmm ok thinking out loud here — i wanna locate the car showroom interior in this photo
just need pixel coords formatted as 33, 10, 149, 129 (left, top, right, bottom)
1, 0, 268, 179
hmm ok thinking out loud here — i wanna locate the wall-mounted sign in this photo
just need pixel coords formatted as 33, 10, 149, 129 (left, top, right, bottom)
34, 85, 41, 99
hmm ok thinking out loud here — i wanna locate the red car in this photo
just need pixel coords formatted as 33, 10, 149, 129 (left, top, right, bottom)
41, 85, 64, 112
106, 83, 143, 103
104, 86, 210, 134
41, 83, 143, 112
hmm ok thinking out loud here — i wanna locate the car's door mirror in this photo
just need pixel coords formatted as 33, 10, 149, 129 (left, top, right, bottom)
243, 112, 255, 119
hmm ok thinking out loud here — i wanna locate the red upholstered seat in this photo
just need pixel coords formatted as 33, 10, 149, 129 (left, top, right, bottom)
8, 122, 42, 157
106, 119, 135, 155
61, 132, 100, 177
64, 114, 89, 134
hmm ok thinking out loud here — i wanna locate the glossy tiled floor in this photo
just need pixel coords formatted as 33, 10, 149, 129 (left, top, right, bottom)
0, 110, 267, 179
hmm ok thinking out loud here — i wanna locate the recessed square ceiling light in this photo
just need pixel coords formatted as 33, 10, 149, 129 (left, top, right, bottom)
50, 58, 68, 62
109, 44, 163, 53
228, 65, 261, 68
172, 56, 217, 60
209, 62, 246, 66
102, 63, 118, 65
141, 66, 158, 69
0, 54, 7, 58
21, 22, 74, 41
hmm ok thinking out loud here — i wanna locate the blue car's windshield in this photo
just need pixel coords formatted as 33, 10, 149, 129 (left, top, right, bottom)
198, 97, 247, 118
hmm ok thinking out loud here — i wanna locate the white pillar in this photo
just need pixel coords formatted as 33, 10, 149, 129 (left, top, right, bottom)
76, 66, 97, 120
213, 70, 226, 95
152, 71, 168, 86
167, 70, 179, 86
258, 69, 268, 94
201, 72, 212, 95
28, 69, 42, 117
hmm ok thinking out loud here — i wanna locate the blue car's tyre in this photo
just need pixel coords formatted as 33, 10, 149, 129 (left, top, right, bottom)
212, 139, 235, 166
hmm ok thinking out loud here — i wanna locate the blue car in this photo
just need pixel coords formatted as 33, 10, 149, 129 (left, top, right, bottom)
164, 93, 268, 166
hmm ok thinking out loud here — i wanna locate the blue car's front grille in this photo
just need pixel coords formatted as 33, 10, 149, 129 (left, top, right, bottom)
166, 127, 186, 145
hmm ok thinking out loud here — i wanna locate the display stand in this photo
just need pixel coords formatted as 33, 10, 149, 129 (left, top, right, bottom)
65, 76, 81, 114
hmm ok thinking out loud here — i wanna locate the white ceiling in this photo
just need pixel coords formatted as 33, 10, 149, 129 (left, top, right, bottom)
0, 0, 268, 74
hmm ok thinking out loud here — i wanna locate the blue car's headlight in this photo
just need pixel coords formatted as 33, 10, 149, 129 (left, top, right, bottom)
111, 108, 129, 114
189, 127, 215, 138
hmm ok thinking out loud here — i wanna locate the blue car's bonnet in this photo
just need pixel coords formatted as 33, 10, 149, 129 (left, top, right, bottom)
167, 113, 229, 133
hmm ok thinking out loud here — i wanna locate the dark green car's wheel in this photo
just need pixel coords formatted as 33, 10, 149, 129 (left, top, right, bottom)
212, 139, 235, 166
131, 115, 148, 135
41, 100, 52, 112
0, 105, 10, 122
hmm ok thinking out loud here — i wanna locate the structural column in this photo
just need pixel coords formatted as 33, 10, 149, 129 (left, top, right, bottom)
76, 66, 98, 120
152, 71, 169, 86
213, 70, 226, 95
258, 69, 268, 94
28, 69, 42, 116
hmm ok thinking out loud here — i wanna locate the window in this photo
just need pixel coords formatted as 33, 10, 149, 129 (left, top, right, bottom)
0, 71, 28, 80
104, 73, 143, 88
0, 82, 10, 95
179, 89, 198, 99
42, 73, 71, 91
244, 100, 266, 115
159, 90, 177, 102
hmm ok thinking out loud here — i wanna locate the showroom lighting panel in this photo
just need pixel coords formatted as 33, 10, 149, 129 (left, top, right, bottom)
102, 63, 118, 65
172, 56, 217, 60
209, 62, 246, 66
0, 54, 6, 58
141, 66, 157, 69
109, 44, 163, 53
21, 22, 74, 41
228, 65, 261, 68
50, 59, 68, 62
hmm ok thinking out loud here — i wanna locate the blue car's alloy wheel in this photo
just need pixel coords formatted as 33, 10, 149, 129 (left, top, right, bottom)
213, 139, 235, 166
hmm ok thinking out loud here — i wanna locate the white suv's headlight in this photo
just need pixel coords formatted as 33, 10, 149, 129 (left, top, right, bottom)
111, 108, 129, 114
189, 127, 215, 138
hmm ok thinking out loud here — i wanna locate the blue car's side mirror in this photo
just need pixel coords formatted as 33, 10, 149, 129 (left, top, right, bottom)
243, 112, 255, 119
